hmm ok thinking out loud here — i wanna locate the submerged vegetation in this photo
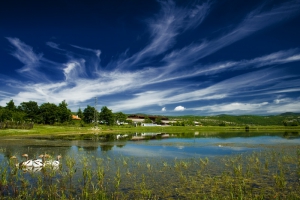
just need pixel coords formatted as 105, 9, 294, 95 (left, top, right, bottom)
0, 148, 300, 199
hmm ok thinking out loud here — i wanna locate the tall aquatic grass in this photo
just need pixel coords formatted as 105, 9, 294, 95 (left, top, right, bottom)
0, 148, 300, 199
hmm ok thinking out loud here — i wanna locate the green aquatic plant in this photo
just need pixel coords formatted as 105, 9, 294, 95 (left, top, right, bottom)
96, 158, 105, 190
1, 148, 300, 199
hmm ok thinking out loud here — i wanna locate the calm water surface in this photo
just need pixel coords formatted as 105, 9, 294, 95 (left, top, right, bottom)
0, 131, 299, 162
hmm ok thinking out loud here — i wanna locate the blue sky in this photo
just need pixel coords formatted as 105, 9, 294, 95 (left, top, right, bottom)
1, 0, 300, 115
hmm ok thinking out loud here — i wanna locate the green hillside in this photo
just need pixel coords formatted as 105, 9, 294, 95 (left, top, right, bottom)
167, 113, 300, 126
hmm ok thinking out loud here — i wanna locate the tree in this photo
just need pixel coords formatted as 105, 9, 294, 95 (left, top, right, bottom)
18, 101, 39, 122
58, 100, 72, 123
6, 100, 16, 111
12, 111, 26, 122
99, 106, 114, 126
39, 103, 59, 124
114, 112, 127, 124
143, 117, 152, 123
83, 105, 96, 123
0, 107, 12, 121
155, 117, 162, 125
77, 108, 84, 119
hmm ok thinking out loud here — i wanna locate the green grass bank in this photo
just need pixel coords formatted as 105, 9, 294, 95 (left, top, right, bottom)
0, 124, 299, 137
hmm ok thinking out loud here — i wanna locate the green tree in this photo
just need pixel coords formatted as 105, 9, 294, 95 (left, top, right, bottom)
114, 112, 127, 124
18, 101, 40, 122
83, 105, 96, 123
155, 117, 162, 125
12, 111, 26, 122
77, 108, 84, 119
0, 108, 12, 121
6, 99, 16, 111
39, 103, 59, 124
143, 116, 152, 123
99, 106, 114, 126
58, 100, 72, 123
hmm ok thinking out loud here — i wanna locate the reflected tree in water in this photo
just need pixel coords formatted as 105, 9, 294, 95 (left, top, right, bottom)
100, 145, 113, 152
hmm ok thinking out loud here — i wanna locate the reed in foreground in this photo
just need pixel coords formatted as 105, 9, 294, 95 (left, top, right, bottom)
0, 148, 300, 199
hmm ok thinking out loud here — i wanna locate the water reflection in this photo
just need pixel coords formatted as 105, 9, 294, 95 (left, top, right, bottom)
0, 131, 299, 163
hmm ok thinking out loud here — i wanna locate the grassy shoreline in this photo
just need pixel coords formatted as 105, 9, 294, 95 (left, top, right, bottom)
0, 124, 299, 137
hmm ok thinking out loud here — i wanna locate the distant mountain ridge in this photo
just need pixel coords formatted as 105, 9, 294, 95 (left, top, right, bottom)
166, 113, 300, 126
279, 112, 300, 116
127, 112, 300, 126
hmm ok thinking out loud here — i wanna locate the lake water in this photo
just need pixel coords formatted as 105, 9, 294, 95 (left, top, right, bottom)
0, 131, 299, 198
0, 131, 299, 161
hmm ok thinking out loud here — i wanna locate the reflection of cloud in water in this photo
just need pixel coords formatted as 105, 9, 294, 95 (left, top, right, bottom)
224, 136, 300, 145
112, 144, 252, 159
113, 145, 194, 158
222, 146, 249, 151
114, 146, 167, 157
0, 154, 4, 162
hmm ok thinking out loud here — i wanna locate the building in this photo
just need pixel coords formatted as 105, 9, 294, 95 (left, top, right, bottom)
72, 115, 81, 120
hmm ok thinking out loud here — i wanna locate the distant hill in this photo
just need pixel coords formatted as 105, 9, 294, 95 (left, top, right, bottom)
166, 113, 300, 126
279, 112, 300, 116
126, 112, 300, 126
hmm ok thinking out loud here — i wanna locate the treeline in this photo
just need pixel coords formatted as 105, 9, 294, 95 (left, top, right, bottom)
0, 100, 127, 126
1, 99, 299, 127
0, 100, 72, 125
77, 105, 127, 126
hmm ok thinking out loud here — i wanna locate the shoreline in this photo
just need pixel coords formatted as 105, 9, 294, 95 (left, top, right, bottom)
0, 124, 299, 138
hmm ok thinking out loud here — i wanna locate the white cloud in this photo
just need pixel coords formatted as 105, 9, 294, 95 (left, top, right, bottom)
274, 98, 290, 104
174, 106, 185, 111
110, 90, 175, 112
162, 107, 166, 111
160, 0, 300, 74
113, 0, 211, 70
196, 102, 269, 113
71, 44, 101, 58
46, 42, 61, 50
6, 37, 48, 81
266, 100, 300, 113
4, 36, 300, 114
2, 1, 300, 115
191, 98, 300, 114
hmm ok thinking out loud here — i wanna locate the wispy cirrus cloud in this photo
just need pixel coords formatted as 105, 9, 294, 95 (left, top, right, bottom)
6, 37, 48, 81
107, 65, 300, 113
111, 1, 210, 70
191, 98, 300, 115
70, 45, 101, 58
2, 0, 300, 115
195, 102, 269, 113
191, 49, 300, 77
160, 0, 300, 76
3, 40, 300, 112
142, 48, 300, 86
46, 42, 63, 51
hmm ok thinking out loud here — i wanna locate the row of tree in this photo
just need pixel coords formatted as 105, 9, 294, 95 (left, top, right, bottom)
0, 100, 127, 126
77, 105, 127, 126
